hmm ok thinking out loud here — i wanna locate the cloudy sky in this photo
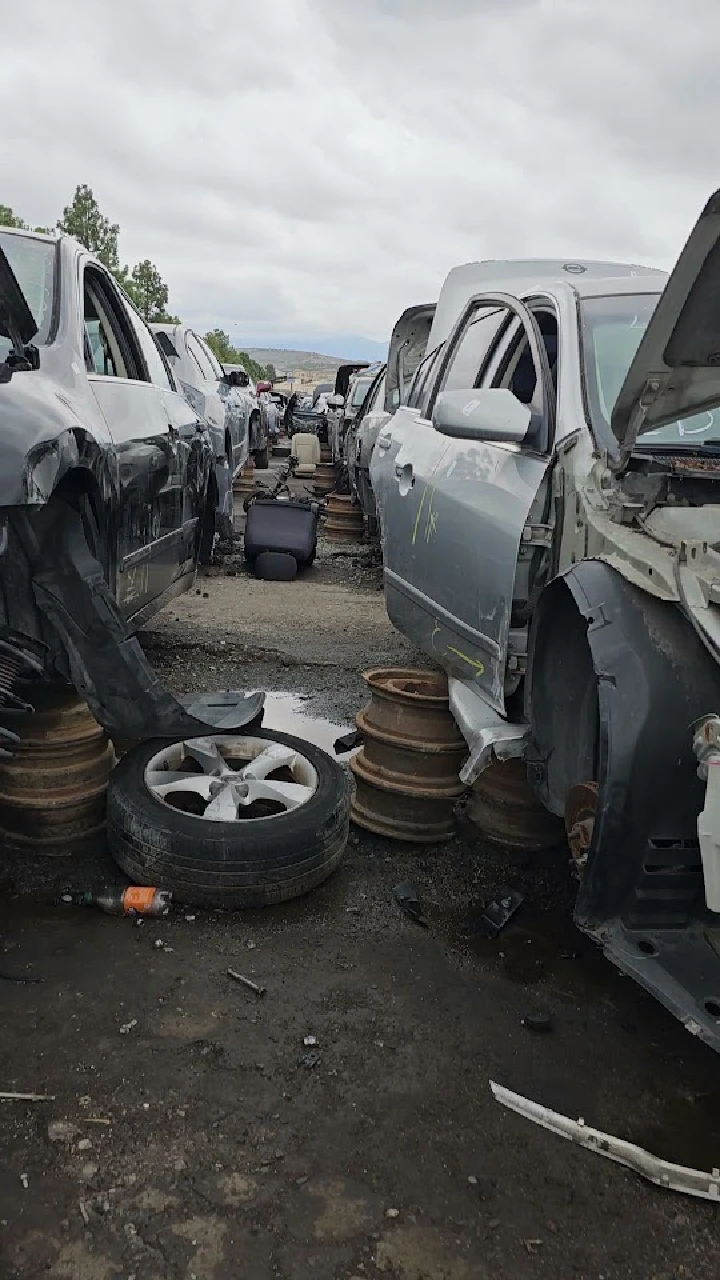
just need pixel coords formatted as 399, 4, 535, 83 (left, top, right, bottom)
2, 0, 718, 353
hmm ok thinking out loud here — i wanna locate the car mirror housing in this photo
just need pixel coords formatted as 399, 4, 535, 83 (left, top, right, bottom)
431, 388, 531, 442
327, 394, 344, 409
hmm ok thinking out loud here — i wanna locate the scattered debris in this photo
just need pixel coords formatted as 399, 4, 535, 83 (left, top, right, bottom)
524, 1238, 544, 1254
72, 887, 173, 917
48, 1120, 79, 1142
78, 1200, 90, 1226
0, 969, 42, 984
522, 1013, 553, 1034
297, 1050, 321, 1070
474, 888, 524, 939
77, 1137, 93, 1151
1, 1090, 55, 1103
303, 1035, 318, 1047
19, 1174, 28, 1190
153, 938, 174, 952
119, 1019, 138, 1035
184, 914, 197, 922
393, 882, 428, 928
491, 1080, 720, 1201
467, 1176, 478, 1186
385, 1208, 400, 1219
227, 968, 266, 997
334, 729, 362, 754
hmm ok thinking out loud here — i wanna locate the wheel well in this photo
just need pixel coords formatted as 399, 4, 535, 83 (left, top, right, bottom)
525, 578, 599, 816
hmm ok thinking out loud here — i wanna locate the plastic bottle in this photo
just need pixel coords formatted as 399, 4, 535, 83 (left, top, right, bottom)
79, 887, 173, 917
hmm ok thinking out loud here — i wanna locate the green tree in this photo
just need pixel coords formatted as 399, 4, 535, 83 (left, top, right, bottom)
205, 329, 234, 363
57, 184, 120, 273
0, 205, 27, 229
128, 258, 177, 324
265, 362, 277, 383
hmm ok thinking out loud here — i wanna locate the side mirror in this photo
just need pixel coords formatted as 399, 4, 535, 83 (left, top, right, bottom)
431, 388, 531, 442
326, 394, 344, 409
237, 371, 250, 388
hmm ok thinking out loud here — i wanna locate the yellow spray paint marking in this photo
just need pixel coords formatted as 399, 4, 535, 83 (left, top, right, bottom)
411, 484, 429, 546
425, 502, 438, 543
446, 646, 485, 676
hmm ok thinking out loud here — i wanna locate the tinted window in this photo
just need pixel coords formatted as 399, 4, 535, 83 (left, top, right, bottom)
0, 233, 56, 362
186, 332, 216, 380
440, 307, 506, 394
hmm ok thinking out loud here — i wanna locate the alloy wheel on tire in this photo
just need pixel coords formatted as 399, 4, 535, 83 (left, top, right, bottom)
145, 735, 318, 822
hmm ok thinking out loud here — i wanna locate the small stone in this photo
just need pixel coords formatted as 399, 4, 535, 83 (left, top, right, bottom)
303, 1036, 318, 1047
79, 1163, 98, 1183
296, 1176, 308, 1186
48, 1120, 79, 1143
77, 1138, 93, 1151
467, 1176, 478, 1186
385, 1208, 400, 1219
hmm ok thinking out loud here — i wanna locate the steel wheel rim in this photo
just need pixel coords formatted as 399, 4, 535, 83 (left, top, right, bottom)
144, 735, 318, 823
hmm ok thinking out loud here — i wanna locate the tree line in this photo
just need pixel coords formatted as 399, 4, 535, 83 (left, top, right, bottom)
0, 186, 274, 381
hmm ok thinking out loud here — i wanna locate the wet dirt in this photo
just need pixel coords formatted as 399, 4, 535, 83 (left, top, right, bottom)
2, 479, 720, 1277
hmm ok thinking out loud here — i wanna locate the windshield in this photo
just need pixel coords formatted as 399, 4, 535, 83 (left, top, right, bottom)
351, 377, 373, 407
0, 233, 56, 362
581, 293, 720, 447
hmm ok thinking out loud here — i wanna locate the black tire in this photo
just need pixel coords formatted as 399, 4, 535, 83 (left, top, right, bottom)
106, 728, 351, 907
254, 551, 298, 581
254, 445, 269, 469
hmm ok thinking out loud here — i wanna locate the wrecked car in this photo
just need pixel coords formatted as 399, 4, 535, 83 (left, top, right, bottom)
152, 323, 250, 540
219, 362, 269, 468
347, 305, 436, 535
0, 228, 267, 747
371, 189, 720, 1051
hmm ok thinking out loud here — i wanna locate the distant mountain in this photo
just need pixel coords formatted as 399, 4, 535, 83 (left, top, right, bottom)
234, 335, 388, 364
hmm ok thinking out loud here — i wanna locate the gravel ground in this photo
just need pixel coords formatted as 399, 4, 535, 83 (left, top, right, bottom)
1, 478, 720, 1279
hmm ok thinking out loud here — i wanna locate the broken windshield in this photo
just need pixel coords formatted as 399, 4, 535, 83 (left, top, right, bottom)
581, 293, 720, 447
0, 233, 56, 363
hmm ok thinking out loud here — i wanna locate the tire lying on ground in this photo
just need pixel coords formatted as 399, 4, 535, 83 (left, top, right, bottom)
254, 551, 298, 581
107, 728, 351, 907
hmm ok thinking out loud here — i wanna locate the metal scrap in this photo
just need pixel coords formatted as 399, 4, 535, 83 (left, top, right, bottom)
475, 888, 524, 938
227, 968, 266, 997
393, 882, 428, 928
491, 1080, 720, 1201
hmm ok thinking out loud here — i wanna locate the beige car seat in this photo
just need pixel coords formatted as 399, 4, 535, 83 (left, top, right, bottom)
291, 432, 321, 476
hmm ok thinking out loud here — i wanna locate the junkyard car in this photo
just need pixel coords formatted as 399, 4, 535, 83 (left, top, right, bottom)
220, 363, 269, 468
347, 303, 436, 533
372, 190, 720, 1050
152, 324, 251, 536
0, 228, 216, 738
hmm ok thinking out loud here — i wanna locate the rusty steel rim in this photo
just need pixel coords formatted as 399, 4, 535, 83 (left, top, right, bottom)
469, 758, 565, 851
0, 681, 114, 853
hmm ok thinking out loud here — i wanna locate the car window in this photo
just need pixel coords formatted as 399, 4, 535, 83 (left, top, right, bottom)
439, 306, 506, 395
83, 267, 143, 380
0, 233, 56, 362
407, 344, 445, 418
122, 303, 176, 391
484, 307, 558, 452
369, 374, 386, 412
196, 335, 224, 380
186, 332, 216, 381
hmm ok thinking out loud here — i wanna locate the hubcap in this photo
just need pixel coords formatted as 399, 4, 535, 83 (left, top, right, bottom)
144, 736, 317, 822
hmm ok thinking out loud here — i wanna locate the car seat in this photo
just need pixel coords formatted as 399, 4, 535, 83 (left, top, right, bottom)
291, 432, 321, 477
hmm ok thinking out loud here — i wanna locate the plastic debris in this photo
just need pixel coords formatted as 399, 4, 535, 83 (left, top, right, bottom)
70, 887, 172, 917
475, 888, 524, 938
491, 1080, 720, 1201
303, 1035, 318, 1047
334, 729, 362, 754
1, 1090, 55, 1102
522, 1012, 553, 1034
297, 1050, 321, 1070
393, 882, 428, 928
119, 1019, 138, 1035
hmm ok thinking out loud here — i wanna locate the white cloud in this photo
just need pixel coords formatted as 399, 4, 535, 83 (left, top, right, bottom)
1, 0, 719, 351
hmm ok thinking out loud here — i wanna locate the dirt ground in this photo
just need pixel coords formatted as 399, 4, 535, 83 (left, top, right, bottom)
2, 474, 720, 1279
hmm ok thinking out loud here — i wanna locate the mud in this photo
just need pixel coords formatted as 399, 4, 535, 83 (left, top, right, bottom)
1, 488, 720, 1278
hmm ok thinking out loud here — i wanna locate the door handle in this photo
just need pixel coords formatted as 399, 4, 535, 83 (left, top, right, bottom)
377, 434, 392, 452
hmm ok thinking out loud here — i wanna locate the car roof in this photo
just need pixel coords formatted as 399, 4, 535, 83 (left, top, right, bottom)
428, 259, 667, 348
0, 226, 58, 245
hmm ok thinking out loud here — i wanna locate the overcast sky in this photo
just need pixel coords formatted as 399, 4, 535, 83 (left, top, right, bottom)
2, 0, 718, 350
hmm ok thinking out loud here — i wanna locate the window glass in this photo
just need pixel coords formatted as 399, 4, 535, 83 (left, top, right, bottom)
440, 307, 506, 394
407, 344, 445, 417
196, 335, 223, 379
83, 271, 133, 378
0, 233, 56, 363
122, 303, 175, 389
186, 331, 215, 380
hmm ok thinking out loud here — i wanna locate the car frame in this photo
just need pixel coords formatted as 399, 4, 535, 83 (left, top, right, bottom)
372, 191, 720, 1051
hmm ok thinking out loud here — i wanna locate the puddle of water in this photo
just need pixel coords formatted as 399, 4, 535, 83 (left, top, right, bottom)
258, 692, 356, 758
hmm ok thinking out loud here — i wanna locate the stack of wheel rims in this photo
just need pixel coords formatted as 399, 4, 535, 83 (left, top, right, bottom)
313, 464, 337, 497
350, 668, 467, 842
233, 460, 256, 499
324, 493, 364, 540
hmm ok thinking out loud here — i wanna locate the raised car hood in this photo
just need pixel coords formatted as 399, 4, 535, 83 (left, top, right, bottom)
0, 244, 38, 349
385, 303, 435, 413
612, 188, 720, 455
334, 363, 369, 399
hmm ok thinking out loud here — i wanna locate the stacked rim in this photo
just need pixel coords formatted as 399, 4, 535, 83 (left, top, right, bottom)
350, 668, 467, 842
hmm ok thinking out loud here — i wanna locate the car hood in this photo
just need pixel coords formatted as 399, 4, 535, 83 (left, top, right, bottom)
612, 188, 720, 456
334, 363, 369, 399
0, 243, 38, 350
385, 303, 435, 413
